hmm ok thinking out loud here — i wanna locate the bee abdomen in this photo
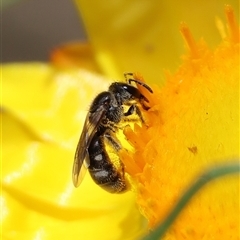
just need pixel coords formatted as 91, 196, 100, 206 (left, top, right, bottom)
88, 134, 126, 193
88, 166, 126, 193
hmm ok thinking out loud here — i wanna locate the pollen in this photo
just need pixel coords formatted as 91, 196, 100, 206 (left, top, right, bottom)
121, 6, 239, 239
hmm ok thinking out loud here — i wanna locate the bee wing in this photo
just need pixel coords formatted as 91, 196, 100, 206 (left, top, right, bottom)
72, 106, 107, 187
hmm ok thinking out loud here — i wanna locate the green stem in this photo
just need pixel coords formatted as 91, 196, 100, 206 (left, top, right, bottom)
142, 161, 240, 240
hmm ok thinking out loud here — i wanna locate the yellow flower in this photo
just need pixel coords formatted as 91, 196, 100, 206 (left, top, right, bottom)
121, 5, 240, 239
1, 2, 239, 240
74, 0, 239, 84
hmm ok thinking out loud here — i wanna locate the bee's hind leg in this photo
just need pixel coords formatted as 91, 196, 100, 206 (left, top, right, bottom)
104, 130, 122, 152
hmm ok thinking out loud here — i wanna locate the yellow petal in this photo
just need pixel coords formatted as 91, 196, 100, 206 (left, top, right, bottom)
74, 0, 239, 84
2, 63, 145, 239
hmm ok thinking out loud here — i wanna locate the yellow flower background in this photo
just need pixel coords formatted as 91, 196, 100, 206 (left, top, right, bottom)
1, 1, 239, 240
2, 66, 145, 239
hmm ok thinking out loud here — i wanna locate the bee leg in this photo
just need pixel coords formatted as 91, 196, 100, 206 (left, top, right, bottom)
124, 72, 134, 82
124, 104, 145, 123
104, 130, 122, 151
124, 104, 135, 116
103, 131, 126, 189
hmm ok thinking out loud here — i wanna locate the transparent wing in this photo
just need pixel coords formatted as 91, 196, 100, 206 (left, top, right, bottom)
72, 106, 107, 187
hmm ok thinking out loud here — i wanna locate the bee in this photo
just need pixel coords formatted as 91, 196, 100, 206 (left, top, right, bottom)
72, 73, 153, 193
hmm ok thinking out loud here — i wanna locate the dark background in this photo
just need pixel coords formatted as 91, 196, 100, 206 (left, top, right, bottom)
2, 0, 87, 62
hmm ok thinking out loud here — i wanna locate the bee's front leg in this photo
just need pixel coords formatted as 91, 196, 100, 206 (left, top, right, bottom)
124, 104, 145, 123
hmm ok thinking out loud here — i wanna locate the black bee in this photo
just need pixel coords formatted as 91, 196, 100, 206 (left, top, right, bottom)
72, 73, 153, 193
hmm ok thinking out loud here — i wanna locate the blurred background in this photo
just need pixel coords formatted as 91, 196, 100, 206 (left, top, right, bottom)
2, 0, 239, 75
2, 0, 86, 62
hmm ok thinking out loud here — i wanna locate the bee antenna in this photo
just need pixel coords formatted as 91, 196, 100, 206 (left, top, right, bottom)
124, 73, 153, 93
129, 79, 153, 93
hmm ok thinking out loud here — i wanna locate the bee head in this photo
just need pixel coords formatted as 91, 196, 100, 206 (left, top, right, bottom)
109, 82, 142, 104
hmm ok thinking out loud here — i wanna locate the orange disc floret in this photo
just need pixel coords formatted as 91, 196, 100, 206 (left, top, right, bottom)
122, 6, 239, 239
